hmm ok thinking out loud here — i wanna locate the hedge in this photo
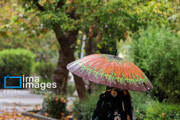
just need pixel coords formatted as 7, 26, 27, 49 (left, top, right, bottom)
0, 49, 35, 87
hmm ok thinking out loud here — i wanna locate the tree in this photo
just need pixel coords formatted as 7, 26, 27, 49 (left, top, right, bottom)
18, 0, 87, 99
0, 1, 60, 67
15, 0, 178, 99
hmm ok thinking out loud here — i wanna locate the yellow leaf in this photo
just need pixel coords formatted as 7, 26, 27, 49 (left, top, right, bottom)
45, 112, 49, 117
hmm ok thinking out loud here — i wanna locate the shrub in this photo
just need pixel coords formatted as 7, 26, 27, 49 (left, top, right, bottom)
73, 94, 98, 120
131, 92, 180, 120
73, 86, 105, 120
34, 61, 55, 80
0, 49, 35, 87
131, 24, 180, 102
43, 93, 67, 119
131, 92, 152, 120
145, 101, 180, 120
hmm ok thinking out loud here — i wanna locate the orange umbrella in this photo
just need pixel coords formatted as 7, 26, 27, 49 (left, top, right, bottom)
67, 54, 153, 91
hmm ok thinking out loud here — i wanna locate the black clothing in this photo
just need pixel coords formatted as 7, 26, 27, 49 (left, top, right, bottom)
91, 89, 133, 120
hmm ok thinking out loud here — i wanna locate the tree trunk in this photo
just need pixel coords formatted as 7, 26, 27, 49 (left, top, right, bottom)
53, 26, 87, 99
53, 48, 69, 94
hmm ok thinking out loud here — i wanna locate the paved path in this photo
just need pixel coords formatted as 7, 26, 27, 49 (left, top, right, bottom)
0, 89, 76, 120
0, 89, 43, 105
0, 89, 43, 120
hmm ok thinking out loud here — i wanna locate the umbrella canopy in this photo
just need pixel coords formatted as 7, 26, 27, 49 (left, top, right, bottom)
67, 54, 153, 91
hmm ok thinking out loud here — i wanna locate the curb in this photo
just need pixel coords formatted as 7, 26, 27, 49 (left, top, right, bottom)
22, 110, 58, 120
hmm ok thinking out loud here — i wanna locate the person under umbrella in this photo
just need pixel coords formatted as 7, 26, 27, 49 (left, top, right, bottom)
67, 52, 153, 120
91, 87, 134, 120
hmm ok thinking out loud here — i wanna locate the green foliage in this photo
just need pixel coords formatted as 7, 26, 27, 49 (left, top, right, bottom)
131, 92, 153, 120
129, 92, 180, 120
0, 48, 35, 75
0, 48, 35, 87
131, 24, 180, 103
40, 10, 76, 31
97, 40, 117, 54
66, 83, 76, 96
19, 0, 76, 31
34, 61, 55, 80
73, 93, 99, 120
145, 101, 180, 120
18, 0, 178, 44
33, 61, 56, 93
0, 1, 59, 62
78, 0, 176, 42
134, 0, 175, 28
43, 93, 67, 119
0, 0, 43, 39
73, 86, 106, 120
0, 28, 59, 62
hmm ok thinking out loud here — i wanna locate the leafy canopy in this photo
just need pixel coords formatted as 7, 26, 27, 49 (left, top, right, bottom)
18, 0, 177, 41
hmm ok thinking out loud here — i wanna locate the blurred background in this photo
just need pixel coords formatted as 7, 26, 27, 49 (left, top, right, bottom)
0, 0, 180, 120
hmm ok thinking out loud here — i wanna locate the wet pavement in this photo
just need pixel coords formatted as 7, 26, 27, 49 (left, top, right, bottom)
0, 89, 43, 120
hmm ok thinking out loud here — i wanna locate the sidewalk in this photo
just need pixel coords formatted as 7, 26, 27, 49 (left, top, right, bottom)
0, 89, 43, 105
0, 89, 43, 120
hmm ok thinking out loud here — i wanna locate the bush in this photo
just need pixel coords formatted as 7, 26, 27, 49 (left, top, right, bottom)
43, 93, 67, 119
145, 101, 180, 120
131, 92, 152, 120
73, 94, 98, 120
131, 92, 180, 120
0, 49, 35, 87
34, 61, 55, 80
73, 86, 105, 120
131, 24, 180, 102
